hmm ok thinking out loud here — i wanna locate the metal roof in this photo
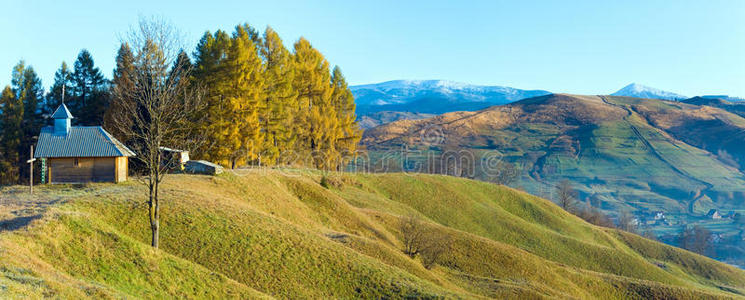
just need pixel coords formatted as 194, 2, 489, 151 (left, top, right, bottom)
35, 126, 135, 158
51, 103, 74, 119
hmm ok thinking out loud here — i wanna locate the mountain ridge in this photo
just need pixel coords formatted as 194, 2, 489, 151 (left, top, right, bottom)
351, 80, 742, 128
351, 80, 551, 118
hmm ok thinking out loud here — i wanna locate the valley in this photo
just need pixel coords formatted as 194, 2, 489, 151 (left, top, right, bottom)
359, 93, 745, 267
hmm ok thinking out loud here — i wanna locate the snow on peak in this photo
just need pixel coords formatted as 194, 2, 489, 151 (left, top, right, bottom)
352, 80, 480, 92
611, 83, 687, 101
350, 79, 551, 107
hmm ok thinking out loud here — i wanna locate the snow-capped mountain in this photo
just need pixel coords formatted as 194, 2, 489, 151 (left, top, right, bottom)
611, 83, 687, 101
351, 80, 551, 115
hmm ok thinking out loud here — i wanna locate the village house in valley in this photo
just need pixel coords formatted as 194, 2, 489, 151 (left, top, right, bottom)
34, 104, 134, 184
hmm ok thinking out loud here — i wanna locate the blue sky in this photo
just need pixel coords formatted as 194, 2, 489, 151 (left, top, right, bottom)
1, 0, 744, 96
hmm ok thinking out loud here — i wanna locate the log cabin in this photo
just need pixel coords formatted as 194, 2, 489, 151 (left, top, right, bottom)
34, 104, 135, 184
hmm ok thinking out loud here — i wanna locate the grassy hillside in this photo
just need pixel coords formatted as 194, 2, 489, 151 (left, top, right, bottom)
361, 94, 745, 266
1, 170, 744, 298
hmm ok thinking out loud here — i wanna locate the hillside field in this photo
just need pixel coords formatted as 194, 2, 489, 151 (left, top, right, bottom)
361, 94, 745, 266
0, 170, 744, 298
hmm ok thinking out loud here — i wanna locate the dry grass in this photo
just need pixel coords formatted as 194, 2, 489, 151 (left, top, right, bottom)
0, 170, 743, 299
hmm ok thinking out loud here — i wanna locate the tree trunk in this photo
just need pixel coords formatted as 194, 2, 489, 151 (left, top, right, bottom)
151, 217, 159, 248
149, 178, 160, 248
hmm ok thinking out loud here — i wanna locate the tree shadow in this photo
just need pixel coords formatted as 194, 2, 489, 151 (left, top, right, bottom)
0, 215, 42, 232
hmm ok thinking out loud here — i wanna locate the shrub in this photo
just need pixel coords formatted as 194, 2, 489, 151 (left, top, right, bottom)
320, 176, 330, 189
320, 174, 343, 189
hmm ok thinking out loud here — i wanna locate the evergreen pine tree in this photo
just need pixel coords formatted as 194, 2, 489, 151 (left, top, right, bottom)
104, 43, 136, 140
9, 61, 44, 182
46, 62, 73, 113
71, 49, 108, 125
170, 50, 193, 84
0, 85, 23, 184
15, 63, 44, 133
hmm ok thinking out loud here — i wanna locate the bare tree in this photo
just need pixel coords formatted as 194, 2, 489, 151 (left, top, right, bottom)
400, 214, 426, 258
110, 17, 204, 248
436, 144, 476, 179
419, 231, 452, 269
556, 179, 577, 212
678, 225, 712, 256
489, 161, 520, 186
642, 230, 658, 241
399, 214, 452, 269
574, 203, 615, 228
617, 209, 637, 233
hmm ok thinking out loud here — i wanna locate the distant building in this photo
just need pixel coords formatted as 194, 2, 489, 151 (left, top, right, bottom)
159, 147, 190, 170
34, 104, 135, 184
706, 209, 722, 220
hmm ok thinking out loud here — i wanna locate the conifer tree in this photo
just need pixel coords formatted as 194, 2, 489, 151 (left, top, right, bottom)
259, 26, 296, 165
189, 24, 356, 170
0, 85, 23, 184
193, 25, 265, 168
193, 30, 240, 166
228, 24, 264, 167
104, 43, 136, 140
330, 66, 361, 169
292, 37, 335, 168
71, 49, 108, 125
170, 50, 193, 83
9, 61, 44, 182
47, 62, 73, 113
14, 63, 44, 133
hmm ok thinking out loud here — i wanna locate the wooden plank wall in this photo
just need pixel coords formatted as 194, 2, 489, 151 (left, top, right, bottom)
115, 157, 128, 182
49, 157, 117, 183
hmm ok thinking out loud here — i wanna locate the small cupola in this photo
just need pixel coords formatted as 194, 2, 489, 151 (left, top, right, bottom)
52, 103, 74, 135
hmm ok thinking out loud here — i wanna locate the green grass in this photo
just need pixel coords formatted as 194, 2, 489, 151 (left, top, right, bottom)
363, 94, 745, 265
1, 170, 744, 299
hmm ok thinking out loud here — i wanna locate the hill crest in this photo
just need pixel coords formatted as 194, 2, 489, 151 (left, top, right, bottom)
1, 171, 744, 298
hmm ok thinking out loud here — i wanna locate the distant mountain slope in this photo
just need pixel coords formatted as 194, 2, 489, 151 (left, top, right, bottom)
611, 83, 687, 100
351, 80, 551, 115
361, 94, 745, 266
350, 80, 742, 129
683, 96, 745, 118
2, 171, 745, 298
701, 95, 745, 102
357, 111, 436, 129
